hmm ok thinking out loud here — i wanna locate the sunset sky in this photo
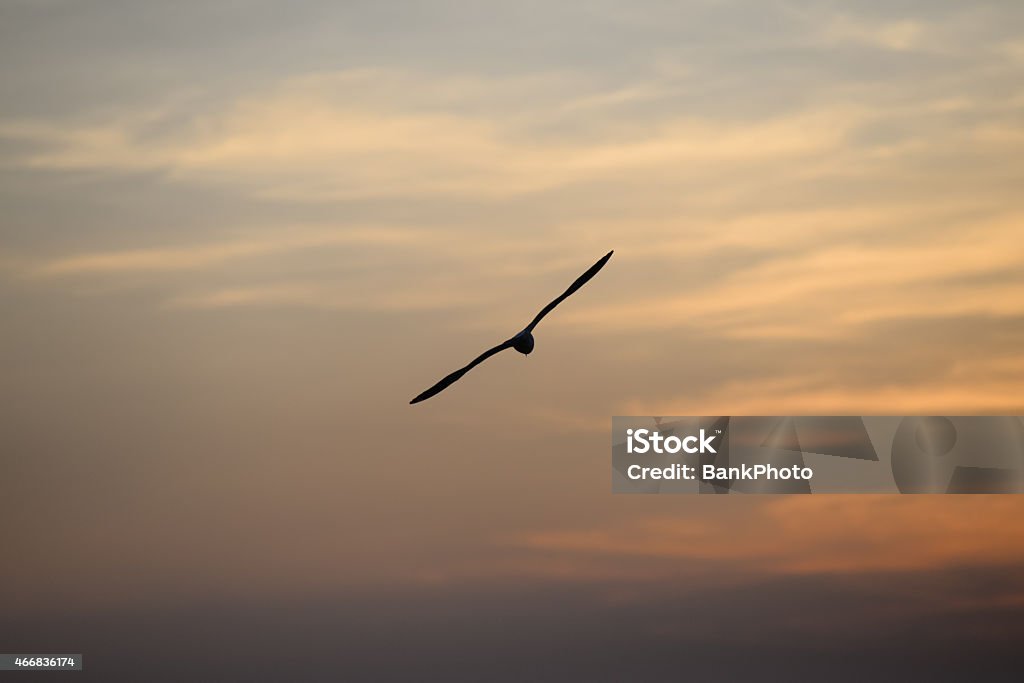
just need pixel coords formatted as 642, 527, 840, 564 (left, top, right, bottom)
2, 1, 1024, 679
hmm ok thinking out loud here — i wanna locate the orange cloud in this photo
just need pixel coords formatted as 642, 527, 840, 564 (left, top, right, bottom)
516, 496, 1024, 576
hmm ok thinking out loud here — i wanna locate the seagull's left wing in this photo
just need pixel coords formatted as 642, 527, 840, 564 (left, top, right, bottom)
410, 338, 515, 404
524, 250, 613, 333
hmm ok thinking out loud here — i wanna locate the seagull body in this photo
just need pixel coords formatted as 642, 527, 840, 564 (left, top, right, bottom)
410, 250, 613, 404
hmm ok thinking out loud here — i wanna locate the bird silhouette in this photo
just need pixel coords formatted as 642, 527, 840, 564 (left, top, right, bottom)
410, 250, 613, 404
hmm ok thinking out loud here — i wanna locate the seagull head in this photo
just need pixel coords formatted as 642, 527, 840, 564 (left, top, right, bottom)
512, 331, 535, 355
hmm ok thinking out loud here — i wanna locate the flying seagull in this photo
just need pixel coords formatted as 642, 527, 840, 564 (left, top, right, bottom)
410, 250, 614, 404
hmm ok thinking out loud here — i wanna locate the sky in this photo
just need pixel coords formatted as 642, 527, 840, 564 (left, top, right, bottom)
2, 1, 1024, 679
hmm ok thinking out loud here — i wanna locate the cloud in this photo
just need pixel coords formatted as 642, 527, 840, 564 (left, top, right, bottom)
0, 68, 867, 202
623, 376, 1024, 416
821, 16, 927, 52
556, 208, 1024, 342
2, 11, 1022, 359
1001, 40, 1024, 64
29, 227, 433, 276
166, 280, 485, 312
516, 496, 1024, 576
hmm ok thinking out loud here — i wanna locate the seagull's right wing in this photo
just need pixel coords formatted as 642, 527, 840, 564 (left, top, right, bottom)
410, 339, 516, 404
524, 250, 613, 333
